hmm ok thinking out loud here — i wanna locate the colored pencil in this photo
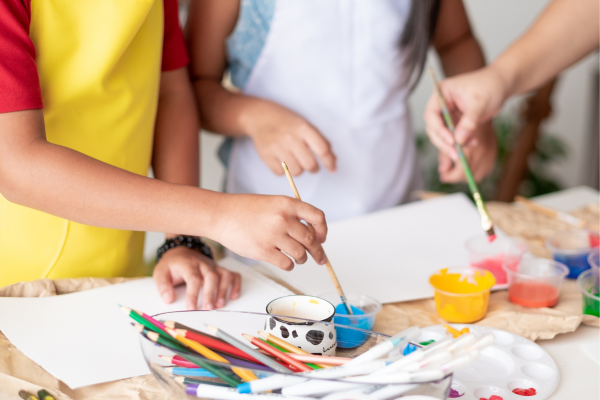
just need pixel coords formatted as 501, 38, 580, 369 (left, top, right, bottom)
37, 391, 55, 400
161, 353, 274, 373
173, 376, 229, 387
515, 195, 586, 227
428, 68, 496, 242
18, 391, 37, 400
169, 349, 243, 388
138, 325, 188, 353
286, 353, 350, 366
243, 334, 312, 372
281, 161, 353, 314
167, 366, 271, 379
166, 328, 259, 382
121, 305, 167, 336
174, 328, 263, 364
161, 354, 199, 369
163, 320, 227, 343
206, 325, 293, 374
257, 338, 321, 369
258, 332, 329, 368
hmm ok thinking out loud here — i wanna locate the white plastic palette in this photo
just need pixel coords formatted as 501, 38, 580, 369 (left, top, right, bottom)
416, 325, 559, 400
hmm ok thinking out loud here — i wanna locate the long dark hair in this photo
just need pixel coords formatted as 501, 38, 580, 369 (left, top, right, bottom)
400, 0, 441, 91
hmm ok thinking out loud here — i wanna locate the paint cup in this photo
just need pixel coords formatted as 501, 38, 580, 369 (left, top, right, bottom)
465, 235, 528, 285
588, 249, 600, 286
429, 268, 496, 323
545, 230, 599, 279
578, 269, 600, 317
503, 257, 568, 308
317, 292, 382, 349
265, 295, 337, 356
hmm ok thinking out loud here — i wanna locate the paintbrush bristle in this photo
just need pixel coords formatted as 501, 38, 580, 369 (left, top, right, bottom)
486, 227, 497, 242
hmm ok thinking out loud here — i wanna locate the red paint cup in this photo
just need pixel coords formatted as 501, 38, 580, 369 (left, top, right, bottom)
503, 257, 569, 308
465, 235, 528, 285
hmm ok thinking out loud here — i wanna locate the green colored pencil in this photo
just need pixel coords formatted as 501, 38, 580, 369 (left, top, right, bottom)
428, 67, 496, 242
134, 323, 189, 352
173, 376, 229, 387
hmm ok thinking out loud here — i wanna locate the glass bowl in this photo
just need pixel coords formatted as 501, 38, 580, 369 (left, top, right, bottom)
546, 230, 599, 279
465, 235, 528, 286
139, 310, 452, 399
503, 257, 568, 308
317, 292, 382, 348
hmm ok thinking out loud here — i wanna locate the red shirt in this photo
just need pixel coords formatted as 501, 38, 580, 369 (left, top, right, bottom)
0, 0, 189, 114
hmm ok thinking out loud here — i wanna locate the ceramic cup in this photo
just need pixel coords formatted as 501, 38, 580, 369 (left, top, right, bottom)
265, 295, 337, 356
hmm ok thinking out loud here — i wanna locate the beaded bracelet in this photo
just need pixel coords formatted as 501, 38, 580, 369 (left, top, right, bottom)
156, 235, 214, 263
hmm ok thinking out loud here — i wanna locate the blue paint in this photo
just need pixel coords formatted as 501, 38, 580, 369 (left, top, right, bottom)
333, 304, 373, 348
403, 343, 418, 356
553, 252, 592, 279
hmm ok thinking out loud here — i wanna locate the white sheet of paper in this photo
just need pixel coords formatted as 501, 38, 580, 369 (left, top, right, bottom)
255, 193, 488, 304
0, 257, 292, 389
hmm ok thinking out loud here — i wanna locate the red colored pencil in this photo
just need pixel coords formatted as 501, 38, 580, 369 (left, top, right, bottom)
160, 355, 199, 369
242, 334, 312, 372
175, 328, 262, 364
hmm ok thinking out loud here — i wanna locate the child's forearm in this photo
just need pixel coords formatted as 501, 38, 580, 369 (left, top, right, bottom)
437, 34, 485, 78
0, 110, 224, 238
491, 0, 599, 100
193, 79, 271, 139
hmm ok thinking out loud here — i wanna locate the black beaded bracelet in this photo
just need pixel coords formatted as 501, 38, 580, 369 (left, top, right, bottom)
156, 235, 214, 263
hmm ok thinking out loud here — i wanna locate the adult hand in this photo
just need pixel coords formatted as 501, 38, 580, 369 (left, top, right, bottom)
437, 122, 497, 183
153, 246, 241, 311
212, 194, 328, 271
246, 101, 337, 177
424, 66, 508, 161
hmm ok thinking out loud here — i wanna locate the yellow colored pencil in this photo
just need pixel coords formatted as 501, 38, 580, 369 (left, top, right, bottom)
258, 330, 330, 368
165, 328, 258, 382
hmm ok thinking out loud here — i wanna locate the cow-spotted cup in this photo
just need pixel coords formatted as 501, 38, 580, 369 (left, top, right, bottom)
265, 295, 337, 356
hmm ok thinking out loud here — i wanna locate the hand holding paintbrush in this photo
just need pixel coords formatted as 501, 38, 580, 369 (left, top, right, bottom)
281, 162, 353, 314
428, 68, 497, 242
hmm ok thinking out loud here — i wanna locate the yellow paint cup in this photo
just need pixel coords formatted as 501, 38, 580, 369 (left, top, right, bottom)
429, 268, 496, 323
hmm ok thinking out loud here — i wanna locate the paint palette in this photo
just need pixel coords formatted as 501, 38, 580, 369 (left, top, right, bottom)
415, 325, 559, 400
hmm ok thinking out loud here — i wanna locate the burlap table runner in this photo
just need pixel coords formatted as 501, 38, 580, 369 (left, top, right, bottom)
1, 201, 598, 400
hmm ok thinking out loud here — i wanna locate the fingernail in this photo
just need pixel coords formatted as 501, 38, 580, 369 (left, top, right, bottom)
162, 293, 171, 303
217, 299, 225, 308
205, 303, 214, 310
232, 293, 240, 300
186, 302, 195, 311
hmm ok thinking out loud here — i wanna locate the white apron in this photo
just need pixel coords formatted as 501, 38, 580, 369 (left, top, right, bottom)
226, 0, 422, 222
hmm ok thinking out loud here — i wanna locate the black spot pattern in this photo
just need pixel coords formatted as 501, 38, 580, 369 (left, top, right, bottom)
269, 318, 276, 330
306, 330, 324, 345
329, 332, 334, 340
311, 353, 322, 356
280, 326, 290, 338
292, 330, 298, 338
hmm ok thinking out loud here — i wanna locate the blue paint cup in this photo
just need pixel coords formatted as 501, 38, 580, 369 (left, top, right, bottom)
546, 230, 599, 279
317, 292, 382, 348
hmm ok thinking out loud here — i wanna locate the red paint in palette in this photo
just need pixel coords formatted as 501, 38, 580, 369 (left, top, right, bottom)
512, 387, 537, 396
479, 396, 503, 400
472, 255, 520, 285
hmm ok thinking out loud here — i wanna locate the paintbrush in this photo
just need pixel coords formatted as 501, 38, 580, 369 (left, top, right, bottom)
281, 161, 353, 314
428, 67, 496, 242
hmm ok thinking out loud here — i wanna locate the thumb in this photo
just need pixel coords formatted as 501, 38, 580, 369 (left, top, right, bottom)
153, 266, 175, 304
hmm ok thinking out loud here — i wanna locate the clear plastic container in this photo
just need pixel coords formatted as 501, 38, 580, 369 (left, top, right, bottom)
139, 310, 452, 399
465, 235, 528, 285
317, 292, 382, 348
588, 249, 600, 287
578, 269, 600, 317
503, 257, 568, 308
429, 268, 496, 323
546, 230, 599, 279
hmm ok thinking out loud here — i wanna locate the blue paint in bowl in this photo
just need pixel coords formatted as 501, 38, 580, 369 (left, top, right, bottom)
317, 293, 382, 349
546, 230, 599, 279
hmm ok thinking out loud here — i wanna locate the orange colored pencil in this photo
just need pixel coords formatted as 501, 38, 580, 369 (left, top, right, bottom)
242, 334, 312, 372
287, 354, 351, 366
259, 330, 330, 368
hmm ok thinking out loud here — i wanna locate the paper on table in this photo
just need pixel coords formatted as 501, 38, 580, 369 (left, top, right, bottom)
0, 257, 292, 389
255, 193, 488, 304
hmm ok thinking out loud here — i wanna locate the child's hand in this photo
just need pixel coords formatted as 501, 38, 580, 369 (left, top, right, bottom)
153, 246, 241, 311
245, 100, 337, 176
211, 194, 328, 271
